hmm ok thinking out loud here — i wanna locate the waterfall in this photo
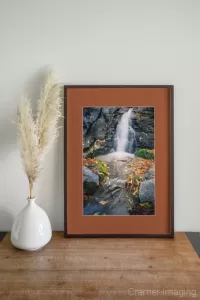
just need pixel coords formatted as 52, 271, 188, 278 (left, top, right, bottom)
116, 108, 133, 152
97, 108, 135, 162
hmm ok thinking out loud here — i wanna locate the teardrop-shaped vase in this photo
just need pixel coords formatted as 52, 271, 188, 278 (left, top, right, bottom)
11, 198, 52, 251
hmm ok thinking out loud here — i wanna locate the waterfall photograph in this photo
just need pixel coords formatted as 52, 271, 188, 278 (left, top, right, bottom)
83, 107, 155, 216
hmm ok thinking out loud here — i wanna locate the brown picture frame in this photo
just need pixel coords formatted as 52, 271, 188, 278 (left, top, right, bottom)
64, 85, 174, 238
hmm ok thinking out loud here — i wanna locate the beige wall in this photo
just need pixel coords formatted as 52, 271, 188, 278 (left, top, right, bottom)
0, 0, 199, 230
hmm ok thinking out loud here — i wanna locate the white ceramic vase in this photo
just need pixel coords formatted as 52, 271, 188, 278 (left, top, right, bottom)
11, 198, 52, 251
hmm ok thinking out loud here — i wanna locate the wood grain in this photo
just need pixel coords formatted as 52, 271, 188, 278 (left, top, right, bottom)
0, 233, 199, 299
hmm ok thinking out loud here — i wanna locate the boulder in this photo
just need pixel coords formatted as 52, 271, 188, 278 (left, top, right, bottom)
139, 179, 155, 202
83, 166, 99, 195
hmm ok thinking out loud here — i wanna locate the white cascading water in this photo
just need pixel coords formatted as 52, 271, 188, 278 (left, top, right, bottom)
116, 108, 133, 152
97, 108, 135, 162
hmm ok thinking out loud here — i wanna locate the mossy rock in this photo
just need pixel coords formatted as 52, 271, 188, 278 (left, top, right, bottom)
92, 161, 109, 182
97, 161, 109, 176
136, 149, 154, 160
83, 166, 99, 195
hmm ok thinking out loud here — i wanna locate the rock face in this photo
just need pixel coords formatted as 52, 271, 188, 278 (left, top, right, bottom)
83, 108, 101, 136
139, 179, 155, 203
132, 108, 154, 150
83, 107, 154, 157
93, 177, 126, 202
93, 177, 131, 215
83, 166, 99, 195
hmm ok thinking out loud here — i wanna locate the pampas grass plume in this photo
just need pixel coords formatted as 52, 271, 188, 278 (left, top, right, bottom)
17, 70, 62, 199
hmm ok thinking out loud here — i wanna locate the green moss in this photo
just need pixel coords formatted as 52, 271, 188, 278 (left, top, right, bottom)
86, 160, 109, 183
94, 161, 109, 182
97, 161, 109, 176
139, 202, 153, 208
136, 149, 154, 160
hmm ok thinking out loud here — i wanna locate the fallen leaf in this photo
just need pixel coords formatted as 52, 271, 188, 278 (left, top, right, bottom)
99, 201, 106, 205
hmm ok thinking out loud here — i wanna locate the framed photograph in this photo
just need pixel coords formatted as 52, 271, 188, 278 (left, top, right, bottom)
64, 85, 174, 237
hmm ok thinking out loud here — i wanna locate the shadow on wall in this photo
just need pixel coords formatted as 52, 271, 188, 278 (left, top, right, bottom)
35, 117, 64, 231
0, 208, 14, 231
0, 68, 64, 231
0, 66, 51, 165
33, 83, 64, 231
51, 121, 64, 230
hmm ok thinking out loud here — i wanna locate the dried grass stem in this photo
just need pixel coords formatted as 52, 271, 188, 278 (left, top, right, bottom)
17, 70, 62, 199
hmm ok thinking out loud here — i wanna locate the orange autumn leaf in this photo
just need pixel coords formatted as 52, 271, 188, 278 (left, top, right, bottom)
125, 157, 154, 197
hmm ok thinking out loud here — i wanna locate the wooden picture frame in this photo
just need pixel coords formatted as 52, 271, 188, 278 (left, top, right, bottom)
64, 85, 174, 237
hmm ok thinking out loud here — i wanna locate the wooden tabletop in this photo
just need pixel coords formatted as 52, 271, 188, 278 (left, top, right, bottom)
0, 232, 200, 299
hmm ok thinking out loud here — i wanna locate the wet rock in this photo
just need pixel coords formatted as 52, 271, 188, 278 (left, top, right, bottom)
84, 202, 105, 215
92, 176, 132, 215
93, 178, 126, 201
83, 108, 101, 136
83, 166, 99, 195
83, 116, 107, 153
135, 132, 154, 150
